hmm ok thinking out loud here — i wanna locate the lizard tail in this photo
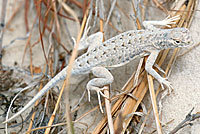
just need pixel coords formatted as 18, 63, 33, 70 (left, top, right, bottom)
2, 66, 68, 124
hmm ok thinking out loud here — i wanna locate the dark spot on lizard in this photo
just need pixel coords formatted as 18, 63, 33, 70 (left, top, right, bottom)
128, 40, 131, 44
163, 33, 168, 37
122, 43, 129, 49
93, 48, 97, 52
134, 38, 137, 42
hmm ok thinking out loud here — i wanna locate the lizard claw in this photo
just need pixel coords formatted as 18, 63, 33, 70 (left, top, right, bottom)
159, 77, 174, 94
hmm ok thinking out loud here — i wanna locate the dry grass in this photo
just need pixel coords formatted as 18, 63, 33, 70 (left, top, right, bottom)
0, 0, 197, 133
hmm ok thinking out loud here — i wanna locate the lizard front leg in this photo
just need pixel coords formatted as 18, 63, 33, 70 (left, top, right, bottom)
86, 67, 114, 113
145, 50, 173, 92
143, 15, 180, 30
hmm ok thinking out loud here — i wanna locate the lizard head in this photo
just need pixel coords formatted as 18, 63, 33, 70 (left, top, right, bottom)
152, 28, 193, 50
168, 27, 193, 48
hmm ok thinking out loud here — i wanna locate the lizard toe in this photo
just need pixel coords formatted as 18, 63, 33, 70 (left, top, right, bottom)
160, 78, 174, 94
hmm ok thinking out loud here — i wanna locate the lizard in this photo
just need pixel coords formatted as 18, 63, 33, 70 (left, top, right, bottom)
3, 15, 193, 123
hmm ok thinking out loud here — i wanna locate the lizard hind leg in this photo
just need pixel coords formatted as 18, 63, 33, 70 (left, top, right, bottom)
86, 67, 114, 113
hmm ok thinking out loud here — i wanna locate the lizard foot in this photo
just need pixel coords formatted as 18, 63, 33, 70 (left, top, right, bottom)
159, 77, 174, 94
161, 15, 180, 28
159, 78, 174, 114
87, 86, 109, 113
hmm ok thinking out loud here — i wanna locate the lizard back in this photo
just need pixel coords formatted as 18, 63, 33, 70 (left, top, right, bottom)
71, 29, 173, 74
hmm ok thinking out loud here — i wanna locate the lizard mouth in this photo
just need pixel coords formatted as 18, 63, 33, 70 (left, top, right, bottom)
180, 42, 191, 47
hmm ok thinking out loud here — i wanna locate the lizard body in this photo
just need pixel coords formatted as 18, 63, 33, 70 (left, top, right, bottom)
3, 16, 193, 123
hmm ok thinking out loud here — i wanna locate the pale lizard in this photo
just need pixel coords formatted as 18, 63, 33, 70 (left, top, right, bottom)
3, 15, 193, 123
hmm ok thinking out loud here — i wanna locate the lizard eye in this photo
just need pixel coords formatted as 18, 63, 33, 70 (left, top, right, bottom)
175, 40, 181, 44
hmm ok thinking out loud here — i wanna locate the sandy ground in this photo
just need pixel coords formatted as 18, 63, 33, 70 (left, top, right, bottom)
0, 0, 200, 134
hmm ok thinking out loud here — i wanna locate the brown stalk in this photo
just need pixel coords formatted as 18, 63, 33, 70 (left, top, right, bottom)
52, 1, 61, 42
82, 0, 88, 17
100, 17, 115, 133
27, 82, 44, 134
147, 73, 162, 134
26, 122, 67, 133
24, 1, 34, 75
31, 23, 71, 54
36, 0, 48, 65
24, 0, 30, 32
42, 0, 76, 21
152, 0, 169, 15
21, 15, 38, 73
69, 0, 83, 8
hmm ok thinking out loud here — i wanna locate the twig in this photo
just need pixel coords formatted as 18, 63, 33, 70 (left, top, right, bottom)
26, 122, 67, 133
27, 83, 44, 134
104, 0, 116, 29
152, 0, 169, 14
104, 86, 114, 134
47, 1, 84, 134
147, 74, 162, 134
3, 32, 30, 49
169, 108, 200, 134
100, 14, 114, 133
